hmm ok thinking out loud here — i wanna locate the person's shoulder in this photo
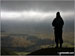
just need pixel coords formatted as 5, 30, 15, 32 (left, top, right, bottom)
54, 18, 56, 20
54, 18, 56, 19
53, 18, 56, 21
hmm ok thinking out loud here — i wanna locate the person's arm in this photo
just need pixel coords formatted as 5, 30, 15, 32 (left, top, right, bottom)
52, 19, 55, 27
63, 20, 64, 25
62, 19, 64, 26
61, 19, 64, 28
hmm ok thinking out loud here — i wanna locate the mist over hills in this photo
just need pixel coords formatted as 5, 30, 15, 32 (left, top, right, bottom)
1, 16, 74, 49
1, 18, 74, 34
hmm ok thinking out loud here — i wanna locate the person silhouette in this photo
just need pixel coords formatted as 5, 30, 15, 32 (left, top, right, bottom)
52, 12, 64, 48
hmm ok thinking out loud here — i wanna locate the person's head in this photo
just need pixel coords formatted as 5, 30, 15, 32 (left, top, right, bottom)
56, 12, 61, 18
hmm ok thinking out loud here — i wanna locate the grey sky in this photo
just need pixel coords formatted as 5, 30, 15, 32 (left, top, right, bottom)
1, 1, 74, 33
1, 1, 74, 21
1, 1, 74, 12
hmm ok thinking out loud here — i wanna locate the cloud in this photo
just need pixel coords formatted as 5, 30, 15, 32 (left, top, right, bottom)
1, 10, 74, 21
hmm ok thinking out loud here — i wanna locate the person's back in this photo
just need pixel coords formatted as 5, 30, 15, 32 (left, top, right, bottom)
52, 12, 64, 29
52, 12, 64, 48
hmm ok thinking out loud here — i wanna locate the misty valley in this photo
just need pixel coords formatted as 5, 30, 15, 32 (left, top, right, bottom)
1, 31, 74, 55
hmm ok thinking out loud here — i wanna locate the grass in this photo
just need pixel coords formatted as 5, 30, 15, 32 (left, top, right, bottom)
15, 52, 30, 55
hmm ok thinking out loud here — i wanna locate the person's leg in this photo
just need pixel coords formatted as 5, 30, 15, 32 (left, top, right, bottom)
60, 38, 63, 48
54, 30, 59, 48
60, 43, 63, 48
59, 30, 63, 48
55, 42, 58, 48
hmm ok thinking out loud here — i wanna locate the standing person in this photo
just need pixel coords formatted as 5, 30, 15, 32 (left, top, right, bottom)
52, 12, 64, 48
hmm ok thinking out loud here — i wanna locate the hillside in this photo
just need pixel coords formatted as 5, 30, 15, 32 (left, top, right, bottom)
28, 48, 74, 55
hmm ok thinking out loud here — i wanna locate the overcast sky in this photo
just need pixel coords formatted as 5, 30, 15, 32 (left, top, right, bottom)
1, 1, 74, 21
1, 1, 74, 11
1, 1, 74, 33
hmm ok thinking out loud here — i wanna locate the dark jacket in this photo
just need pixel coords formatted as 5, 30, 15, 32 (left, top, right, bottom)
52, 17, 64, 30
